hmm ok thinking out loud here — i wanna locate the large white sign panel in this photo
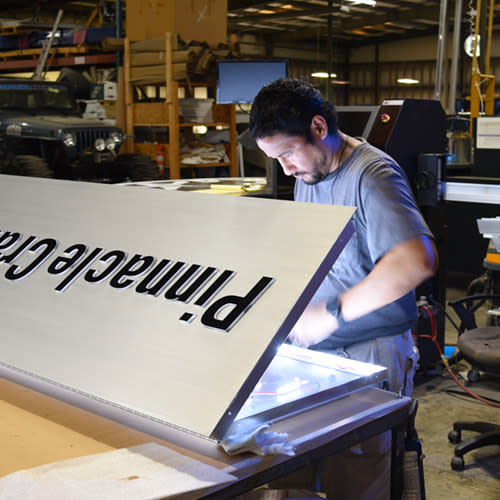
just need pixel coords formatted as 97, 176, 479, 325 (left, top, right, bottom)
0, 175, 355, 439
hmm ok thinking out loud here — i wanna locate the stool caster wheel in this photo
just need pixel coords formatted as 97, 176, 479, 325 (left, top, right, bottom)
451, 456, 465, 471
467, 369, 480, 383
448, 430, 461, 444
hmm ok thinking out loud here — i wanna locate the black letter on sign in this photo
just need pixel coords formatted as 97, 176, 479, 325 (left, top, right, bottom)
0, 235, 38, 264
84, 250, 127, 283
4, 238, 58, 280
109, 254, 155, 289
194, 269, 234, 307
135, 260, 185, 296
54, 247, 104, 292
164, 265, 217, 303
47, 244, 87, 275
0, 231, 22, 257
201, 276, 274, 332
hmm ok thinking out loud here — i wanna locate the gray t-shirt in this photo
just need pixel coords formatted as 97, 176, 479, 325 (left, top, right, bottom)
294, 140, 433, 349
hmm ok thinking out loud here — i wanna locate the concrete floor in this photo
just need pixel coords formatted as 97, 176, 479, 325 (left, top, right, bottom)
413, 286, 500, 500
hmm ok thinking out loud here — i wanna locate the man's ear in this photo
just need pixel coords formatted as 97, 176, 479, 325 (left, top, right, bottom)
310, 115, 328, 140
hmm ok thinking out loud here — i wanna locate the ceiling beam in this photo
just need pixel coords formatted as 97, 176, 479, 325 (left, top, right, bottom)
245, 4, 441, 43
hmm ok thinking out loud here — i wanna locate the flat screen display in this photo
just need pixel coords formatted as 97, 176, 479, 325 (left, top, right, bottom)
216, 60, 288, 104
335, 106, 380, 139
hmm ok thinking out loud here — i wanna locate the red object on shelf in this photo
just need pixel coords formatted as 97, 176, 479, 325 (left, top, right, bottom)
155, 143, 165, 177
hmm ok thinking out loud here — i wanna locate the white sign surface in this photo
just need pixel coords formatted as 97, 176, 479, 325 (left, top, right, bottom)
0, 175, 355, 438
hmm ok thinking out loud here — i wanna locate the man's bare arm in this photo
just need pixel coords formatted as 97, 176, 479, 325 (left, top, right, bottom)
288, 235, 438, 348
340, 234, 438, 321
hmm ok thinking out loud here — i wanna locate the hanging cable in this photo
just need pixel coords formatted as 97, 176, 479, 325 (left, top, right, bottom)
427, 297, 462, 333
467, 0, 479, 73
467, 0, 476, 46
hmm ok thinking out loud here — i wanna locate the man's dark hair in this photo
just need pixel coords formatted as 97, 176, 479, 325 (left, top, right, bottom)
249, 78, 338, 142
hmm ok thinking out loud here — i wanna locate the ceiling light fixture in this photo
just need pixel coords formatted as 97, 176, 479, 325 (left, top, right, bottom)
397, 78, 419, 84
311, 72, 337, 78
347, 0, 376, 6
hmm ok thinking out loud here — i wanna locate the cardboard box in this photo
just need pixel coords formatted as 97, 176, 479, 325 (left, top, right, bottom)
126, 0, 227, 46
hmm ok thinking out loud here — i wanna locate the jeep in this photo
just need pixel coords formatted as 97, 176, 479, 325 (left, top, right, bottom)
0, 78, 159, 182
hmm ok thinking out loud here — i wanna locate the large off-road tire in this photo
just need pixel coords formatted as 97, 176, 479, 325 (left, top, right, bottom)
115, 153, 160, 182
1, 155, 54, 178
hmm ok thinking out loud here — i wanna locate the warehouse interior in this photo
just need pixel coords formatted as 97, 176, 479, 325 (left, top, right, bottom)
0, 1, 499, 499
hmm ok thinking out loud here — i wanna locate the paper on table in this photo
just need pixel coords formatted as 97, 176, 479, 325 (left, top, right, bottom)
0, 442, 236, 500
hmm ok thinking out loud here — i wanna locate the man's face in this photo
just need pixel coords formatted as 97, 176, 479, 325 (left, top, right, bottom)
256, 132, 330, 185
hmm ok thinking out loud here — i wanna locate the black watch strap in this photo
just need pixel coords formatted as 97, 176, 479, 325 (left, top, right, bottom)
326, 299, 346, 326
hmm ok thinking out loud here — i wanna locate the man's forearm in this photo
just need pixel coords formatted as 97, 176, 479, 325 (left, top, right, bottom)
288, 235, 438, 348
339, 235, 438, 322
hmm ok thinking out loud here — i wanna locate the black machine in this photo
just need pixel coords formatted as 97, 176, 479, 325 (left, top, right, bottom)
337, 98, 448, 368
337, 99, 447, 197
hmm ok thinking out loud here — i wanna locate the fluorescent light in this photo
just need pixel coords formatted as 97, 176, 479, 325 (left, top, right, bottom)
355, 0, 376, 5
311, 72, 337, 78
347, 0, 376, 6
397, 78, 419, 84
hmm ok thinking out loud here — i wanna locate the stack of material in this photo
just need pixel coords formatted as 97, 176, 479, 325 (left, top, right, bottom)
180, 142, 229, 165
129, 34, 239, 85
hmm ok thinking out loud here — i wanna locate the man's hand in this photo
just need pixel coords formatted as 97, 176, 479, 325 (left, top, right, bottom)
288, 302, 339, 348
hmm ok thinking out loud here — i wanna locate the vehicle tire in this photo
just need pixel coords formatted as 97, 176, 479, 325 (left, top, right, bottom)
1, 155, 53, 178
116, 153, 160, 182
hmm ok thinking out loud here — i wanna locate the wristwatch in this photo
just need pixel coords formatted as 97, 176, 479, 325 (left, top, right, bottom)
326, 299, 346, 326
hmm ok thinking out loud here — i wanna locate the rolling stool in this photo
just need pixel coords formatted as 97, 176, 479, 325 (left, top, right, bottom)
447, 294, 500, 470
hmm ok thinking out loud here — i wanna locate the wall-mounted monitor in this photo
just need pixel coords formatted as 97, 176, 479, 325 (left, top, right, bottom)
216, 60, 288, 105
335, 105, 380, 139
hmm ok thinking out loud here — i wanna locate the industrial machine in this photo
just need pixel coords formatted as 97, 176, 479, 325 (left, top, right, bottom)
337, 98, 447, 195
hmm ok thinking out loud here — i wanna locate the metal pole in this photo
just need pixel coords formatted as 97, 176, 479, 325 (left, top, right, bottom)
326, 0, 333, 100
448, 0, 463, 113
485, 0, 494, 75
472, 0, 482, 78
434, 0, 448, 101
32, 9, 63, 80
116, 0, 123, 68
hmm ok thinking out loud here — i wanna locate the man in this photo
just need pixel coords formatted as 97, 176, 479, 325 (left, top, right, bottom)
249, 78, 438, 499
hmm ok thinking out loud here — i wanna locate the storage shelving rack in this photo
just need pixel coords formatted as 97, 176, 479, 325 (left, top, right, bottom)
123, 33, 237, 179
